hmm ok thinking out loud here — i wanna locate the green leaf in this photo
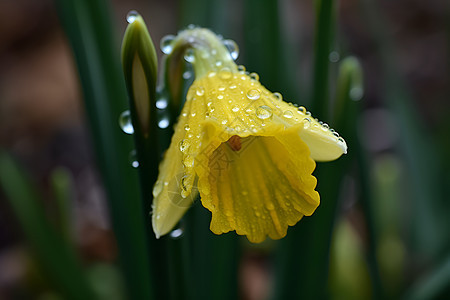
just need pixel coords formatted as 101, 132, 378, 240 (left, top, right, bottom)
54, 1, 154, 298
0, 152, 96, 300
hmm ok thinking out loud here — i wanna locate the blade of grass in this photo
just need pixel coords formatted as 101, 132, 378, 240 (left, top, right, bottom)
55, 0, 153, 298
0, 151, 96, 300
50, 167, 74, 244
405, 254, 450, 300
310, 0, 335, 119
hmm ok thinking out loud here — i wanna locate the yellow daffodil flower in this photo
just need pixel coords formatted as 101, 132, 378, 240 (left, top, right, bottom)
152, 28, 347, 243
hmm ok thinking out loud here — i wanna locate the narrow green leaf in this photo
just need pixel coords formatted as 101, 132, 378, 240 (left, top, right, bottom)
311, 0, 335, 119
0, 152, 96, 300
405, 255, 450, 300
54, 0, 153, 298
50, 167, 73, 243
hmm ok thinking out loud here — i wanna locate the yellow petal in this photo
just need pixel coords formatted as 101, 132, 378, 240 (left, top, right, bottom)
196, 126, 319, 243
152, 69, 347, 241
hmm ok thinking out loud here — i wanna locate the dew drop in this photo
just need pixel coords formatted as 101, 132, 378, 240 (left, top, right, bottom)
249, 72, 259, 81
223, 39, 239, 60
129, 150, 139, 168
247, 89, 261, 100
232, 105, 240, 112
126, 10, 139, 23
184, 48, 195, 62
215, 61, 223, 67
180, 175, 191, 198
155, 99, 168, 109
266, 203, 275, 211
237, 65, 246, 73
153, 180, 163, 196
322, 123, 330, 129
191, 112, 196, 117
273, 92, 282, 101
349, 87, 363, 101
196, 86, 205, 96
255, 211, 261, 217
329, 51, 340, 63
256, 105, 273, 120
184, 125, 190, 131
160, 35, 175, 54
169, 228, 184, 239
179, 139, 190, 152
183, 71, 192, 79
119, 110, 134, 134
302, 118, 311, 129
217, 95, 224, 100
221, 120, 228, 125
283, 110, 294, 119
229, 84, 237, 89
298, 106, 306, 114
219, 67, 232, 79
183, 155, 194, 168
158, 118, 169, 129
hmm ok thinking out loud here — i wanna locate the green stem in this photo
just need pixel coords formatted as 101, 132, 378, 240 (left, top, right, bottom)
311, 0, 335, 119
55, 0, 153, 298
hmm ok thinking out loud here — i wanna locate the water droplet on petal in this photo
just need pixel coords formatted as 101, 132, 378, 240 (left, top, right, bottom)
238, 65, 246, 73
184, 125, 190, 131
156, 99, 168, 109
129, 150, 139, 168
119, 110, 134, 134
221, 120, 228, 125
158, 118, 169, 129
153, 180, 163, 196
283, 110, 294, 119
232, 105, 240, 112
302, 118, 311, 129
256, 105, 272, 120
196, 86, 205, 96
298, 106, 306, 114
266, 203, 275, 210
229, 84, 237, 89
179, 139, 190, 152
215, 61, 223, 67
219, 67, 232, 79
160, 35, 175, 54
170, 228, 184, 239
273, 92, 282, 100
180, 174, 192, 198
222, 39, 239, 60
126, 10, 138, 23
247, 89, 261, 100
249, 72, 259, 81
184, 48, 195, 62
183, 155, 194, 167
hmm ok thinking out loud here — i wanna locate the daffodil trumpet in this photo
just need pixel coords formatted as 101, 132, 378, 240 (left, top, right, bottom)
152, 27, 347, 243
